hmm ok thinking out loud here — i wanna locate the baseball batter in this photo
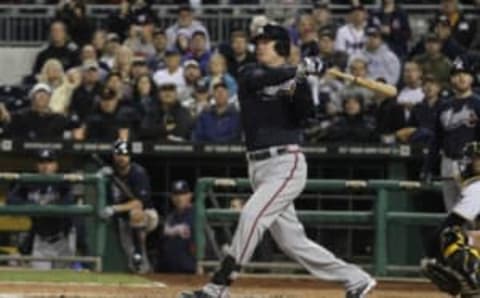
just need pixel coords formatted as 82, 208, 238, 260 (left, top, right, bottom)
181, 24, 376, 298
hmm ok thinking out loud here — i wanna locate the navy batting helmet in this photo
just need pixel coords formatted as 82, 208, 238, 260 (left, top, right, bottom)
253, 24, 291, 58
113, 139, 130, 155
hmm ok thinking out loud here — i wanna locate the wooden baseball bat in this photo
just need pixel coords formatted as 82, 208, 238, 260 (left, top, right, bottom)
326, 68, 398, 98
91, 153, 136, 200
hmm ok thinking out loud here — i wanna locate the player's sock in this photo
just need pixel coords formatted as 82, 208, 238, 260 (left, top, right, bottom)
131, 227, 144, 256
211, 255, 241, 286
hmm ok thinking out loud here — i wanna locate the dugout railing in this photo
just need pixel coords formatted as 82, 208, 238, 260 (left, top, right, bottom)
0, 172, 108, 271
194, 177, 444, 277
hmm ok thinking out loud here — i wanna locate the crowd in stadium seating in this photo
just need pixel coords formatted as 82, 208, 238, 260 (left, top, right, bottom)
0, 0, 480, 145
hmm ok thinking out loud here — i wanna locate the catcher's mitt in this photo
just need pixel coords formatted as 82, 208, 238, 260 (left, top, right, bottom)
421, 258, 463, 296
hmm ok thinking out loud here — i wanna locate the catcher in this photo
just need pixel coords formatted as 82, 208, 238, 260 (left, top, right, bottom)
422, 141, 480, 297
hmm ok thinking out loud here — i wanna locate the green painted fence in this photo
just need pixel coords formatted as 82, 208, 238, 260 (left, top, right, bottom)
0, 172, 108, 259
194, 178, 445, 276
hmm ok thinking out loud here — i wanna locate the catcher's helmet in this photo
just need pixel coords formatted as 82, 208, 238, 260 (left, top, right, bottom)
252, 24, 291, 58
459, 141, 480, 178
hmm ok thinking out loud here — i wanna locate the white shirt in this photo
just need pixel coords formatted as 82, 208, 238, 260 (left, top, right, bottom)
335, 24, 366, 56
397, 86, 424, 105
153, 67, 186, 90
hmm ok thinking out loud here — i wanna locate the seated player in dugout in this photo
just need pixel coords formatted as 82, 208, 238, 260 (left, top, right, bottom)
100, 140, 159, 273
7, 149, 76, 270
422, 141, 480, 297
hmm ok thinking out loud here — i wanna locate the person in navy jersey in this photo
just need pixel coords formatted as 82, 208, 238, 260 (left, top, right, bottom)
423, 58, 480, 212
192, 81, 241, 143
159, 180, 196, 273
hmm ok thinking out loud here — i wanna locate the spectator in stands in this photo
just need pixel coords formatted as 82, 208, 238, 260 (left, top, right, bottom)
183, 30, 212, 75
130, 56, 150, 82
317, 28, 348, 71
139, 82, 193, 142
436, 0, 477, 50
326, 94, 376, 142
335, 4, 367, 56
296, 14, 319, 57
0, 83, 70, 140
340, 57, 374, 107
396, 75, 444, 144
7, 149, 75, 270
183, 80, 211, 119
147, 28, 168, 71
370, 78, 404, 141
79, 88, 139, 141
396, 61, 425, 129
55, 0, 94, 47
165, 5, 210, 51
311, 1, 337, 33
124, 15, 156, 59
288, 45, 302, 66
32, 20, 78, 77
104, 71, 132, 104
100, 33, 121, 70
132, 73, 156, 117
69, 60, 103, 123
413, 33, 452, 88
192, 81, 241, 143
159, 180, 196, 273
205, 54, 237, 99
108, 0, 157, 41
112, 45, 134, 83
361, 25, 401, 85
37, 59, 81, 115
153, 49, 185, 91
92, 29, 107, 59
222, 30, 255, 79
370, 0, 411, 59
173, 29, 192, 56
181, 60, 203, 103
410, 15, 465, 60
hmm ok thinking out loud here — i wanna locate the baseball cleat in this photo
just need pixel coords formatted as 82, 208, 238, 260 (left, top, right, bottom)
346, 277, 377, 298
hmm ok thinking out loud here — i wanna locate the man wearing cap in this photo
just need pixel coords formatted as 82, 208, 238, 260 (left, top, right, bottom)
130, 56, 150, 81
101, 33, 121, 70
413, 33, 452, 88
181, 59, 203, 102
140, 81, 193, 142
182, 80, 211, 119
7, 150, 75, 270
166, 5, 210, 51
410, 14, 465, 61
69, 60, 103, 123
334, 4, 367, 56
158, 180, 196, 273
318, 27, 348, 71
100, 140, 159, 273
370, 0, 411, 59
147, 28, 168, 71
153, 49, 186, 91
124, 15, 156, 60
79, 87, 140, 141
192, 81, 241, 143
0, 83, 70, 140
182, 23, 375, 298
361, 24, 400, 86
423, 58, 480, 212
183, 30, 212, 75
435, 0, 477, 50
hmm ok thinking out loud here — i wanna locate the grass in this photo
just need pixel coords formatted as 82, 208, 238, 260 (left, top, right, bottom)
0, 269, 151, 285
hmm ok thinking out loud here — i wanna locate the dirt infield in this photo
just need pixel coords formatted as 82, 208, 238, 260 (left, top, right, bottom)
0, 274, 447, 298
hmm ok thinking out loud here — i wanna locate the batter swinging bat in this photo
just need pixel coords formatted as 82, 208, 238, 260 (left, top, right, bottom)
326, 68, 398, 98
91, 153, 136, 200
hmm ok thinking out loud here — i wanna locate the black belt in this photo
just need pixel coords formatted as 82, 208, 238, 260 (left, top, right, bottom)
247, 146, 295, 162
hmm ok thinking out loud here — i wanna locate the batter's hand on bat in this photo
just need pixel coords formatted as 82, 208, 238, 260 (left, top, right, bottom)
297, 57, 325, 79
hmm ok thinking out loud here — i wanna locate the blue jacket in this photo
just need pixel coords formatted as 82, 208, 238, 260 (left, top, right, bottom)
193, 105, 241, 143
